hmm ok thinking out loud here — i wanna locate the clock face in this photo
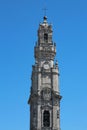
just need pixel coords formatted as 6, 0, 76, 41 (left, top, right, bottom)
43, 63, 49, 69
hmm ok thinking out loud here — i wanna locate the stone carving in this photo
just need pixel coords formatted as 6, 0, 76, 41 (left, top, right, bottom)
42, 88, 51, 100
57, 110, 60, 118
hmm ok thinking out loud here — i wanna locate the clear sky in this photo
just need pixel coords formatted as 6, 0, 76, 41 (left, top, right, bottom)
0, 0, 87, 130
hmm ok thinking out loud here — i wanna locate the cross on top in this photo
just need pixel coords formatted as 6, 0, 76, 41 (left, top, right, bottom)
43, 7, 48, 16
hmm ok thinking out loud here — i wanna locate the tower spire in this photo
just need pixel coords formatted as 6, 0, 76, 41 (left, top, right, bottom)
28, 14, 62, 130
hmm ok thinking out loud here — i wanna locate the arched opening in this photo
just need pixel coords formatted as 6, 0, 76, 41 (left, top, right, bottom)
43, 110, 50, 127
44, 33, 48, 41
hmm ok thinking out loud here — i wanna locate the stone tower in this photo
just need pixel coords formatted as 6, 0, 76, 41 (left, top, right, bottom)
28, 16, 62, 130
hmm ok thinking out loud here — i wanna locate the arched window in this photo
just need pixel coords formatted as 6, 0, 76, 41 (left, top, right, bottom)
44, 33, 48, 41
43, 110, 50, 127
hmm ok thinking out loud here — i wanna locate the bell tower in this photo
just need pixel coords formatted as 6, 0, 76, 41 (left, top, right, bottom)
28, 16, 62, 130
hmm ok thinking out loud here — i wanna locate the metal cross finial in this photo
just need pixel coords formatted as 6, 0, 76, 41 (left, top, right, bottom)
43, 7, 47, 16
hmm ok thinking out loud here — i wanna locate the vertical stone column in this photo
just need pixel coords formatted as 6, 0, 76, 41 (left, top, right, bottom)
37, 105, 41, 129
37, 70, 41, 94
52, 69, 59, 93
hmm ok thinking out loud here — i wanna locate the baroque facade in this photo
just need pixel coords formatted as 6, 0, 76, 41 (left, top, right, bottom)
28, 16, 62, 130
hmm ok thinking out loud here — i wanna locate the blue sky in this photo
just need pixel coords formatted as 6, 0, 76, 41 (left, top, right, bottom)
0, 0, 87, 130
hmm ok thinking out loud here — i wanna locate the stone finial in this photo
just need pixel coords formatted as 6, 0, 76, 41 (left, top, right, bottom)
43, 16, 47, 23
